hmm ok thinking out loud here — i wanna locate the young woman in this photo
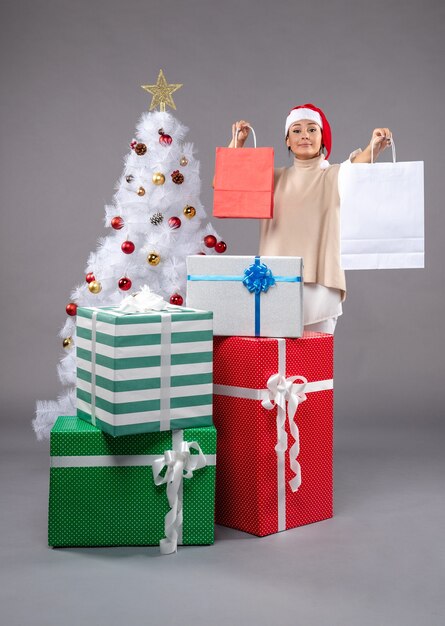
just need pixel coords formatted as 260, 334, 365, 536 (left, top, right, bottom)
229, 104, 392, 333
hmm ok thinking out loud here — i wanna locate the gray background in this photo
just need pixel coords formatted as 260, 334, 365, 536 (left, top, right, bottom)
1, 0, 444, 624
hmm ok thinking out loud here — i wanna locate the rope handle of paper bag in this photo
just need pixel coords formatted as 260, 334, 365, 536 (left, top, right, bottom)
232, 124, 257, 149
371, 134, 396, 164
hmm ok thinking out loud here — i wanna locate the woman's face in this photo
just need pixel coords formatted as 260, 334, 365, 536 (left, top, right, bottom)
286, 120, 323, 160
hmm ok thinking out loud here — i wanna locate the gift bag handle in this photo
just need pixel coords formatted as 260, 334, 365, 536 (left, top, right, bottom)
233, 124, 257, 148
371, 135, 397, 164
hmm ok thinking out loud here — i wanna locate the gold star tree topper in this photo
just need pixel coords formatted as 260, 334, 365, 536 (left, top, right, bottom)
141, 69, 183, 112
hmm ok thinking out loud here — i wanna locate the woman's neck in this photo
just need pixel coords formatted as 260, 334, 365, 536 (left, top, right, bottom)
292, 154, 324, 169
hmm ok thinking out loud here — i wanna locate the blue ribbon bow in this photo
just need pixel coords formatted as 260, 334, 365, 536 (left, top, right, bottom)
242, 260, 276, 294
245, 257, 275, 335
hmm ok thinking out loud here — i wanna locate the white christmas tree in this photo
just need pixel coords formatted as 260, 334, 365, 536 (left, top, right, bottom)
34, 70, 226, 440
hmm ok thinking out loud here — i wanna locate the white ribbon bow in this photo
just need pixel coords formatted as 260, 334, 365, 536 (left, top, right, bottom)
152, 441, 207, 554
118, 285, 168, 313
262, 374, 308, 492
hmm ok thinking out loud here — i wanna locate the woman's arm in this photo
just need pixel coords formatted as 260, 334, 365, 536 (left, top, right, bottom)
351, 128, 392, 163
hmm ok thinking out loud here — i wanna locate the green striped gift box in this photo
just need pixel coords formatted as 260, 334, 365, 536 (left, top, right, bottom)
48, 416, 216, 548
76, 305, 213, 436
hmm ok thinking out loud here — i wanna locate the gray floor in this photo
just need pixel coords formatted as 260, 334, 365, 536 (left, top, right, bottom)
1, 418, 444, 626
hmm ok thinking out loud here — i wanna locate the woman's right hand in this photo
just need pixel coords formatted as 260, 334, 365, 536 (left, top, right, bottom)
228, 120, 251, 148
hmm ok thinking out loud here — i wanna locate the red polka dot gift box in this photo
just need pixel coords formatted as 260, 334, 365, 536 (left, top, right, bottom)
213, 333, 333, 537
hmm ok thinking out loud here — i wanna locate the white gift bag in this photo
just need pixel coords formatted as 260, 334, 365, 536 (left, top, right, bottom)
338, 140, 424, 269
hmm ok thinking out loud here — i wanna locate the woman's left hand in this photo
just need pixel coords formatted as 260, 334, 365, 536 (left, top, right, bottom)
370, 127, 392, 160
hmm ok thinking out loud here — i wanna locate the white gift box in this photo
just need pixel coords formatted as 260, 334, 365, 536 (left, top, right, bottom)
186, 255, 303, 338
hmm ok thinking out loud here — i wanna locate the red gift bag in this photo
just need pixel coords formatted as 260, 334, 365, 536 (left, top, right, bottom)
213, 126, 274, 219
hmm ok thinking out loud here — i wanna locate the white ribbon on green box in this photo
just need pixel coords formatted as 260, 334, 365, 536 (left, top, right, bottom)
214, 337, 333, 532
152, 430, 209, 555
87, 309, 174, 431
76, 296, 213, 436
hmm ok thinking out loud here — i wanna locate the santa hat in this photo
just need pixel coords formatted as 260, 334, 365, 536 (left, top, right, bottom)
285, 103, 332, 159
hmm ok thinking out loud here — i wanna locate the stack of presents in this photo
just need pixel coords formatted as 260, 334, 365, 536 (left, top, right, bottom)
50, 133, 334, 554
48, 122, 425, 554
48, 255, 334, 554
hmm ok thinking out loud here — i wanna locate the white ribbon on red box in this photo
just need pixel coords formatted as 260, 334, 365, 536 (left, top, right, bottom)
213, 337, 333, 532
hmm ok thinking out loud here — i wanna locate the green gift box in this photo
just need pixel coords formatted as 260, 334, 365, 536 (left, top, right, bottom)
48, 416, 216, 552
76, 304, 213, 436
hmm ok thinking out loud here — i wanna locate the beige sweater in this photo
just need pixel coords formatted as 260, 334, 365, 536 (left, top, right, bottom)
259, 154, 346, 300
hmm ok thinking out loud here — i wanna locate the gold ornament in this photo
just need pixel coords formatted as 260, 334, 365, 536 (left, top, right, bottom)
183, 205, 196, 219
137, 186, 146, 196
62, 337, 73, 349
147, 252, 161, 266
180, 156, 189, 166
141, 69, 183, 112
152, 172, 165, 185
88, 280, 102, 294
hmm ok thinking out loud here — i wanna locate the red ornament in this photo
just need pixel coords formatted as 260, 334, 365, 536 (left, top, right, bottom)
159, 133, 173, 146
215, 241, 227, 253
85, 272, 95, 283
130, 140, 137, 149
121, 240, 135, 254
66, 302, 77, 316
158, 128, 173, 146
118, 277, 132, 291
204, 235, 217, 248
111, 216, 124, 230
168, 216, 181, 229
169, 293, 184, 306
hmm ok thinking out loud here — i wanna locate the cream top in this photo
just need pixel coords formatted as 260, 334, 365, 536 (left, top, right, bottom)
259, 154, 346, 300
303, 283, 342, 325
